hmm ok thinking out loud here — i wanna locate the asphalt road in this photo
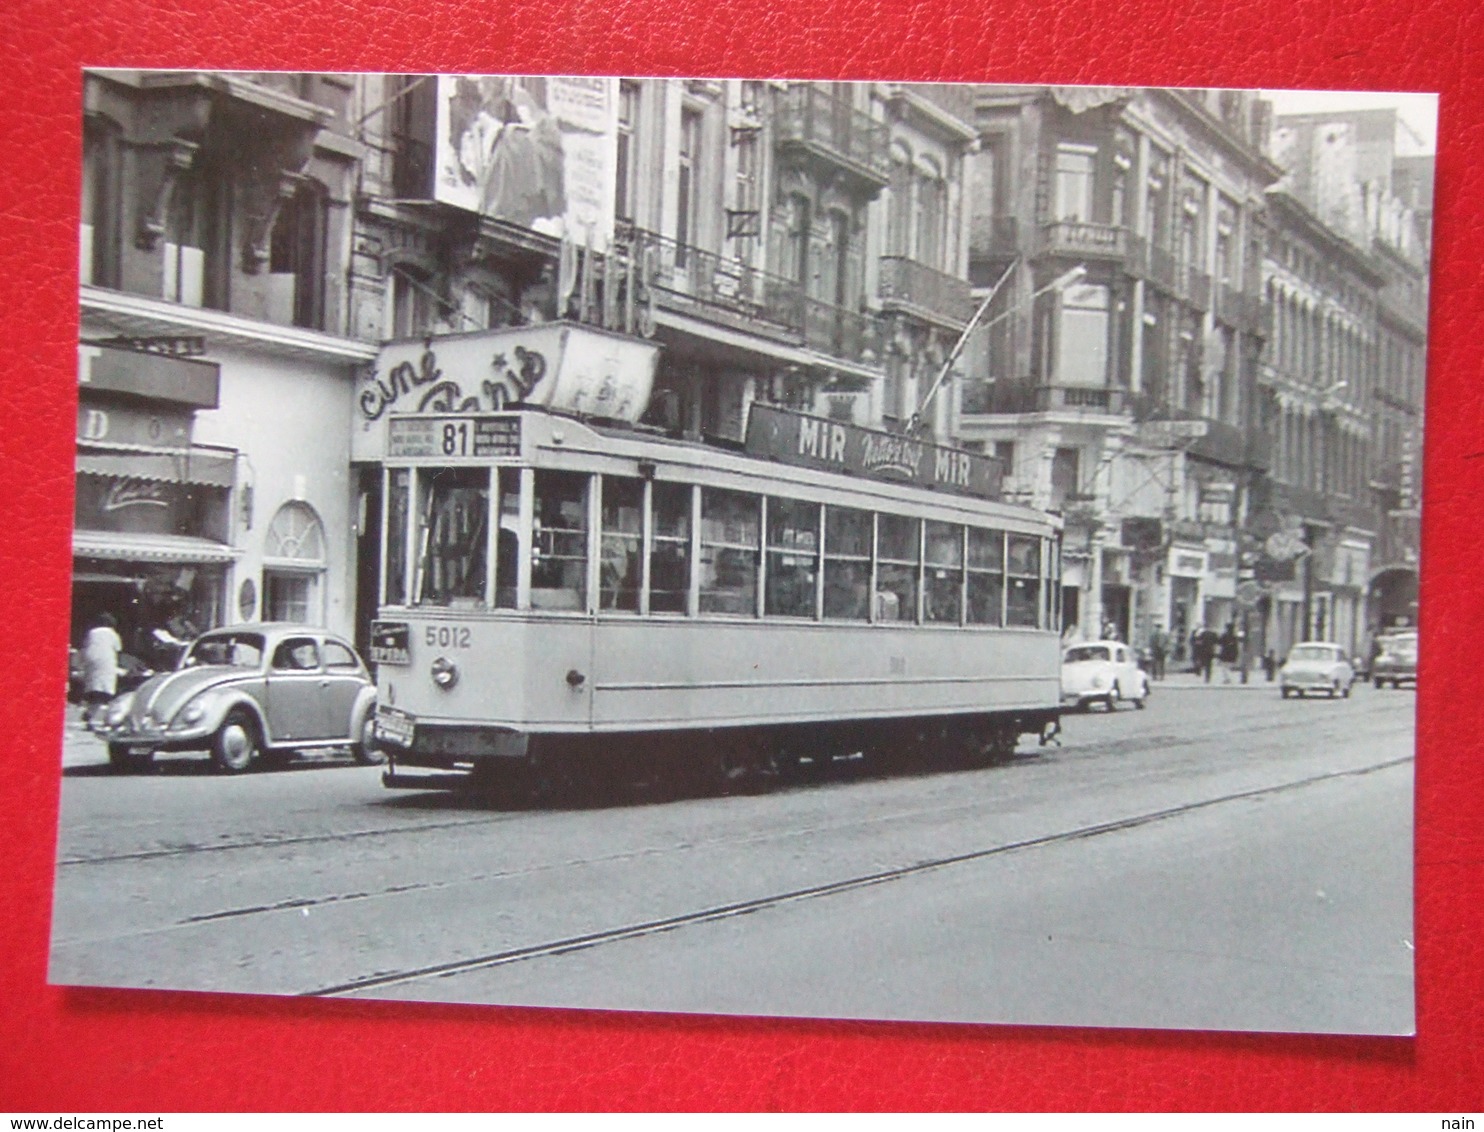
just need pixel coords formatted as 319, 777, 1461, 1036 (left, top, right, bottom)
48, 678, 1415, 1035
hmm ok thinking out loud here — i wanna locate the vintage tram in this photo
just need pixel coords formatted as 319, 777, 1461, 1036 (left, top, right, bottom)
365, 396, 1062, 793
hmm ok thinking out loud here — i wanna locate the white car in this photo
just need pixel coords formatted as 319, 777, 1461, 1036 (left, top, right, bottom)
1061, 640, 1149, 712
1279, 642, 1355, 699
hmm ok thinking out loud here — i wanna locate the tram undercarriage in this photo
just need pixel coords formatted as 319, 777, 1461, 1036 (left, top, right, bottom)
381, 709, 1062, 801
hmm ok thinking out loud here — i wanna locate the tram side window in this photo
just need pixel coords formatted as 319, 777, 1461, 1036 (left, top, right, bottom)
765, 497, 820, 618
876, 514, 921, 623
699, 488, 759, 616
385, 468, 411, 606
650, 482, 691, 614
600, 477, 643, 612
967, 527, 1005, 626
532, 471, 589, 611
1006, 533, 1041, 627
417, 468, 488, 607
924, 521, 964, 624
1044, 537, 1061, 631
823, 506, 871, 621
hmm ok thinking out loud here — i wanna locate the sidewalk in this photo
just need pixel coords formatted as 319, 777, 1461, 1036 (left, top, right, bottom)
59, 705, 110, 769
1152, 671, 1278, 690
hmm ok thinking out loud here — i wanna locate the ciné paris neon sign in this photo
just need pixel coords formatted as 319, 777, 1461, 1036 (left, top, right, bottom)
358, 346, 548, 422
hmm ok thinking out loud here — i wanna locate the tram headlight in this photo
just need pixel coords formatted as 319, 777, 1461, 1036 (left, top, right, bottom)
431, 656, 460, 691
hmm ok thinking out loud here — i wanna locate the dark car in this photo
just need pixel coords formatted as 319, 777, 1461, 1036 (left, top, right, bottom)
1372, 630, 1418, 689
94, 623, 381, 773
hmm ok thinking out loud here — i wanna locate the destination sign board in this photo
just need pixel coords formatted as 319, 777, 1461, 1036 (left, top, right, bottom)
745, 404, 1002, 501
388, 415, 523, 459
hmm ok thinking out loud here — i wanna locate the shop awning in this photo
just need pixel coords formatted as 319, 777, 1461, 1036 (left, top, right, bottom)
73, 530, 240, 564
75, 449, 236, 488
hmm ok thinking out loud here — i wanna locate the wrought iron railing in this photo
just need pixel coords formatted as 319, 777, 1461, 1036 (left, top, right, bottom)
618, 225, 882, 366
877, 255, 974, 325
774, 85, 891, 184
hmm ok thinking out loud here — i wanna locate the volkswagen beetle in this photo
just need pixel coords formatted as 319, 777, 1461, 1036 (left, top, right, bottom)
95, 623, 381, 773
1061, 640, 1150, 711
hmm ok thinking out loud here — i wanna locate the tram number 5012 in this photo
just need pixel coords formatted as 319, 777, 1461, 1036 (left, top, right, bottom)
425, 625, 472, 649
442, 422, 470, 456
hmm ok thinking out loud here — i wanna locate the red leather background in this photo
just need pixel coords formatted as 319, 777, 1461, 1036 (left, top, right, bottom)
2, 0, 1479, 1111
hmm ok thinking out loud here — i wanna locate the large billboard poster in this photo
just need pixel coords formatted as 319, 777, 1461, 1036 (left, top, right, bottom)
435, 75, 619, 250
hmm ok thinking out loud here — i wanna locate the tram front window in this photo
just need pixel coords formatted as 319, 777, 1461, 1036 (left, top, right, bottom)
385, 469, 411, 606
532, 471, 589, 611
417, 468, 489, 607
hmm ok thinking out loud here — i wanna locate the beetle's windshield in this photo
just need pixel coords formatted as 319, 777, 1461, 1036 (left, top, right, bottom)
184, 633, 265, 669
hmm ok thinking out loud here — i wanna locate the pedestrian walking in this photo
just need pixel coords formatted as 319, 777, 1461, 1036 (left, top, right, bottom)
1218, 623, 1239, 684
1148, 624, 1169, 681
80, 613, 122, 728
1194, 626, 1218, 682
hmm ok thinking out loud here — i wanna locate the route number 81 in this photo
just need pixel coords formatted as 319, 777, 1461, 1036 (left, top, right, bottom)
442, 423, 470, 456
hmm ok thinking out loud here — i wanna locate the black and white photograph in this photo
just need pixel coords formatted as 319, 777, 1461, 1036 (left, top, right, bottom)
57, 73, 1431, 1036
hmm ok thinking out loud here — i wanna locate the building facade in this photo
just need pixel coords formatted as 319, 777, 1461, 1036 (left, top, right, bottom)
958, 87, 1278, 661
76, 74, 982, 656
77, 70, 376, 664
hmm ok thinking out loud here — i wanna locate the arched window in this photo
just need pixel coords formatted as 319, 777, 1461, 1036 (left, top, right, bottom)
262, 502, 327, 625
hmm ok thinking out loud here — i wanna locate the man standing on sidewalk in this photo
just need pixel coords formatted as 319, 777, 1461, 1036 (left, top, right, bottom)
1149, 623, 1169, 681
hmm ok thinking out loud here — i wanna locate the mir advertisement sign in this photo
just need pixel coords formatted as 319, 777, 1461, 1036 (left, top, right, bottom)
435, 75, 619, 251
745, 404, 1004, 502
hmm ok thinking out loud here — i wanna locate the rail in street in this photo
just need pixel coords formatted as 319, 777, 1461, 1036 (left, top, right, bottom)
49, 686, 1416, 1034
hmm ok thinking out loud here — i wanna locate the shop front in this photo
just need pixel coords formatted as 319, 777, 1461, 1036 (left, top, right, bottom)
72, 342, 237, 670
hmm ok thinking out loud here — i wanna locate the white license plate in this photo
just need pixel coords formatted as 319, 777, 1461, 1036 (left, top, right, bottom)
375, 707, 415, 747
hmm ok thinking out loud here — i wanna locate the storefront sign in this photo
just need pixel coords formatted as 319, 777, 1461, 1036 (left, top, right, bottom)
388, 415, 523, 459
355, 323, 658, 459
77, 402, 192, 449
1168, 549, 1207, 577
744, 404, 1002, 501
74, 473, 228, 541
77, 343, 220, 409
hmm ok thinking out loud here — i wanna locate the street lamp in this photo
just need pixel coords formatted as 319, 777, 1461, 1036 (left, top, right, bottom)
909, 261, 1088, 435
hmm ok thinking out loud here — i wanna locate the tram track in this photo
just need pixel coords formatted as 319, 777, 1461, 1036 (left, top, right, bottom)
307, 752, 1412, 998
56, 700, 1407, 869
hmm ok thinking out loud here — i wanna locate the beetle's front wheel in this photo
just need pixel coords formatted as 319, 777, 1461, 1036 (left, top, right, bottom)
212, 711, 260, 774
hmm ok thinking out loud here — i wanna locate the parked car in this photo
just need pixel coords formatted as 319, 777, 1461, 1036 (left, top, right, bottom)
94, 623, 381, 773
1279, 642, 1355, 699
1371, 630, 1418, 689
1061, 640, 1149, 711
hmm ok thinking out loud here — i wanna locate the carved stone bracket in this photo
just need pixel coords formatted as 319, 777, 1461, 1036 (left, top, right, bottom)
134, 138, 199, 251
241, 170, 306, 274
